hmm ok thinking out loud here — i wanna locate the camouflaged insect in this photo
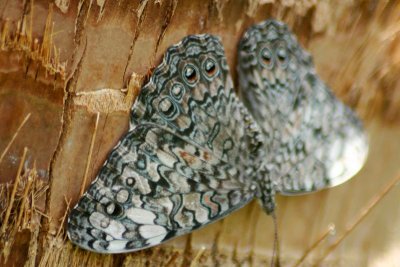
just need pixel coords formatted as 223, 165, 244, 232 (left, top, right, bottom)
67, 20, 368, 254
67, 34, 270, 253
237, 20, 368, 194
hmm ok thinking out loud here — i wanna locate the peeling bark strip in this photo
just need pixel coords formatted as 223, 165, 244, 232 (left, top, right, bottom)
73, 89, 131, 113
1, 0, 400, 266
72, 73, 145, 113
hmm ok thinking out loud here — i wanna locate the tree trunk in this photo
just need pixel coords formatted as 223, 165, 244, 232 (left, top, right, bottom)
1, 0, 400, 266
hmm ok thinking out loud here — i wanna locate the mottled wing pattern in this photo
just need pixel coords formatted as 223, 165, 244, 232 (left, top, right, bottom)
67, 35, 265, 253
237, 20, 368, 194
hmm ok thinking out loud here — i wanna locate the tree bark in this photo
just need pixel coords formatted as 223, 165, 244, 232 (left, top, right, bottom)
1, 0, 400, 266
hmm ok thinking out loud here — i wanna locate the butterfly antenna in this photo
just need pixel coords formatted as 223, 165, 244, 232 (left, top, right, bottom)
271, 211, 281, 267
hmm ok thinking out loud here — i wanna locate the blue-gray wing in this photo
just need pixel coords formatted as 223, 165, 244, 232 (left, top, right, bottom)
67, 35, 265, 253
237, 20, 368, 194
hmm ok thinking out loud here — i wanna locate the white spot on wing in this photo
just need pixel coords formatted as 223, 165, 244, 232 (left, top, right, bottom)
116, 189, 129, 203
139, 225, 167, 239
156, 149, 176, 168
107, 240, 129, 252
126, 208, 156, 224
146, 232, 168, 246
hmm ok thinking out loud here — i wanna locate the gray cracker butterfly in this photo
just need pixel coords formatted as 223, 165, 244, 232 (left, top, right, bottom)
237, 19, 368, 196
67, 34, 269, 253
67, 20, 368, 253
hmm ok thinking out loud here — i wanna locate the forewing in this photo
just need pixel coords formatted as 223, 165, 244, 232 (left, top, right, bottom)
237, 20, 368, 194
68, 35, 264, 253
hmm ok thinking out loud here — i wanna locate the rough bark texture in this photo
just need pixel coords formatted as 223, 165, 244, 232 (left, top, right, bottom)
1, 0, 400, 266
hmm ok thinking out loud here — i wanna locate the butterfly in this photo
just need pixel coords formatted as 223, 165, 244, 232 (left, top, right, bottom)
67, 34, 269, 253
237, 19, 368, 196
67, 20, 368, 254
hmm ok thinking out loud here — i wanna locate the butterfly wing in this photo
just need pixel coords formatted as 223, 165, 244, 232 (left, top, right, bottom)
237, 20, 368, 194
67, 35, 264, 253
